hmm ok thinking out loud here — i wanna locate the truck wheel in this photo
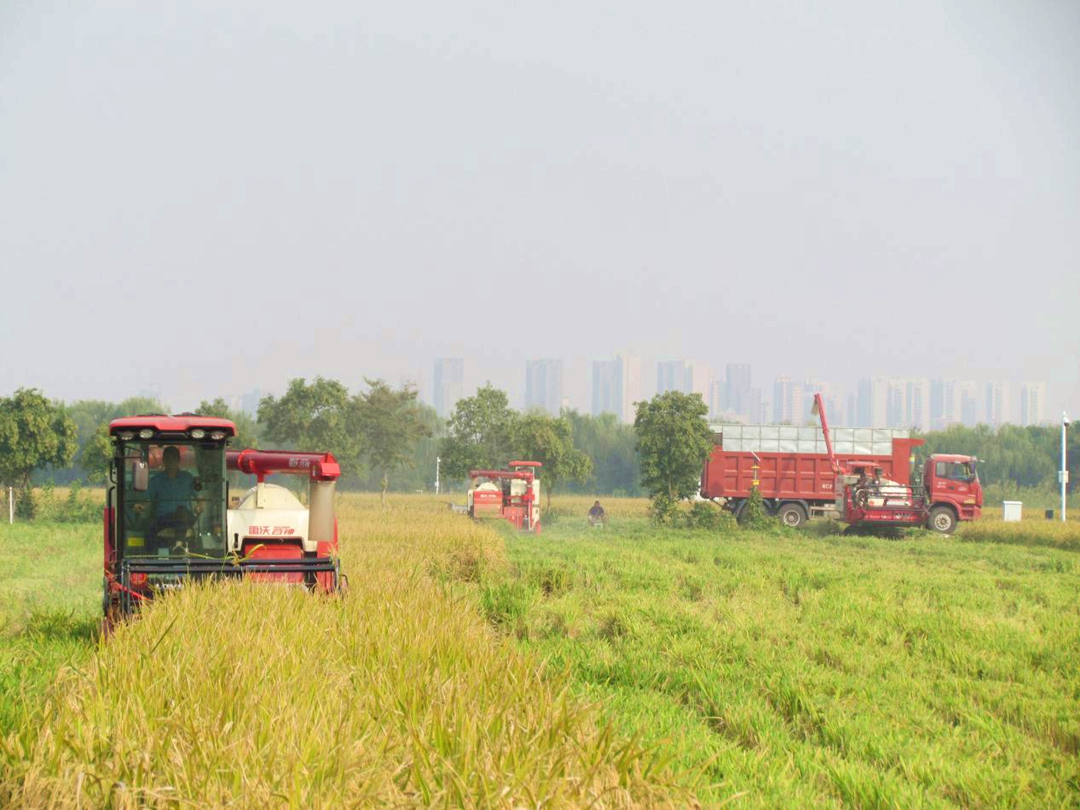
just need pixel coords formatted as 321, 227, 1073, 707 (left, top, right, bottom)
778, 503, 807, 528
929, 506, 957, 535
733, 500, 747, 525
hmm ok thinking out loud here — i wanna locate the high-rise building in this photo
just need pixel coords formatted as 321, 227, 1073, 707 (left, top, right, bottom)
524, 359, 564, 415
656, 361, 682, 396
591, 352, 641, 423
657, 360, 710, 400
857, 377, 889, 427
1020, 382, 1047, 427
959, 381, 979, 426
724, 363, 754, 421
985, 381, 1010, 427
432, 357, 464, 418
860, 377, 929, 429
708, 378, 725, 418
932, 379, 979, 429
772, 376, 804, 424
903, 378, 931, 431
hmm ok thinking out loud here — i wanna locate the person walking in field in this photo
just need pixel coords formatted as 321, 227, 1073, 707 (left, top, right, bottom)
588, 500, 606, 527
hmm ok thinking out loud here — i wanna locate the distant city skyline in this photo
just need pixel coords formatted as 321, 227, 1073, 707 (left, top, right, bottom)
132, 358, 1056, 431
398, 355, 1055, 430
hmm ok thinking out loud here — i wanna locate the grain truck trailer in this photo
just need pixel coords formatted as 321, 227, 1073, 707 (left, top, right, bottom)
699, 424, 925, 527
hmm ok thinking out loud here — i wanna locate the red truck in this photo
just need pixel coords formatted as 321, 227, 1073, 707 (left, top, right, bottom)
699, 420, 982, 533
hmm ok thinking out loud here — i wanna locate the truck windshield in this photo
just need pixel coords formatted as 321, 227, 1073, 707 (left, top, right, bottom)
121, 442, 227, 558
935, 461, 977, 482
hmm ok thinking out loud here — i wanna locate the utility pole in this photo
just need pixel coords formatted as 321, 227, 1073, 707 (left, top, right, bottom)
435, 456, 441, 495
1062, 412, 1070, 523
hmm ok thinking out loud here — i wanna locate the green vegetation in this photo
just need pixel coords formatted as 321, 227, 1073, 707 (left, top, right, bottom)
633, 390, 713, 501
0, 521, 100, 738
357, 378, 432, 506
917, 422, 1079, 490
489, 512, 1080, 806
0, 389, 78, 517
2, 498, 1079, 804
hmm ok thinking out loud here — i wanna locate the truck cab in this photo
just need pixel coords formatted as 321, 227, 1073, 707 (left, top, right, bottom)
922, 454, 982, 532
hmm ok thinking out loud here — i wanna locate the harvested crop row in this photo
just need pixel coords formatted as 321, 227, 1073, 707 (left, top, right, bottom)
2, 496, 693, 808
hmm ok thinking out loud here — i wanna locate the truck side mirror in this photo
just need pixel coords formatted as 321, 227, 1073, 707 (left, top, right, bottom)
131, 460, 149, 492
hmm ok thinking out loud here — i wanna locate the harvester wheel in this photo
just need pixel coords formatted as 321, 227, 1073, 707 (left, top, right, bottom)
777, 503, 807, 528
929, 506, 957, 535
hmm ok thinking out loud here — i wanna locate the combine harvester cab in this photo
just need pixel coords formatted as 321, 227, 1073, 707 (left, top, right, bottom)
102, 415, 343, 628
466, 461, 542, 533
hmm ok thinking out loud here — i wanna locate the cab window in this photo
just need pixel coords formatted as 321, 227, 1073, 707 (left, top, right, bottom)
935, 461, 975, 482
121, 442, 226, 557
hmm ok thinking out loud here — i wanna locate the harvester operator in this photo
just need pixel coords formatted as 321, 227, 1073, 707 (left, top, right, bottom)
145, 446, 197, 544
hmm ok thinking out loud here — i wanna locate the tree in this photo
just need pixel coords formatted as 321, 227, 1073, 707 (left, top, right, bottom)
78, 424, 113, 484
633, 391, 713, 500
358, 379, 432, 507
563, 410, 642, 496
197, 397, 261, 451
60, 396, 167, 485
513, 413, 591, 506
0, 388, 78, 516
439, 384, 518, 481
258, 377, 364, 476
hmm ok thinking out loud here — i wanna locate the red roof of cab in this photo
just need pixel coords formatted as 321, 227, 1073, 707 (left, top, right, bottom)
929, 453, 977, 463
109, 415, 236, 437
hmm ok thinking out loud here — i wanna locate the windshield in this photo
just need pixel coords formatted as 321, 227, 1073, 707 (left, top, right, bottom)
935, 460, 977, 483
121, 442, 227, 558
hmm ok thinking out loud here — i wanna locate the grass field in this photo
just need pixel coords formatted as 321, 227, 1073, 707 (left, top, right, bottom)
488, 510, 1080, 805
1, 494, 1078, 806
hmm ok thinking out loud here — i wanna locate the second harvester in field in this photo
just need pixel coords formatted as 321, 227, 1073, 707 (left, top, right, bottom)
467, 461, 542, 533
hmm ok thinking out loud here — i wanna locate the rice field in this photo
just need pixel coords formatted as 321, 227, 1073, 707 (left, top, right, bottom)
1, 493, 1078, 806
0, 496, 692, 808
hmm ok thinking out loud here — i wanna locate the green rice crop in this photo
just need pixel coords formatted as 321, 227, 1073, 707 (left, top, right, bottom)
490, 509, 1080, 806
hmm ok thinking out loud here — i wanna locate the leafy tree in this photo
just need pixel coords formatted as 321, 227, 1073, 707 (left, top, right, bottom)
197, 397, 261, 451
258, 377, 364, 476
358, 379, 432, 507
439, 384, 518, 481
633, 391, 712, 500
512, 413, 591, 506
59, 396, 167, 484
0, 388, 79, 517
78, 424, 114, 484
563, 410, 641, 496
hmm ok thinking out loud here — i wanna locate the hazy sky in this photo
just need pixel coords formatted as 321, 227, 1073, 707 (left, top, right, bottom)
2, 1, 1078, 412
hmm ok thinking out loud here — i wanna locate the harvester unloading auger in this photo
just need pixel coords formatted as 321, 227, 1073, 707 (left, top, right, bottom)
102, 414, 344, 629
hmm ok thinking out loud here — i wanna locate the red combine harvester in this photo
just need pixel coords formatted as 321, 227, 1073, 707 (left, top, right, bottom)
812, 394, 981, 534
467, 461, 542, 533
699, 396, 982, 533
102, 414, 343, 628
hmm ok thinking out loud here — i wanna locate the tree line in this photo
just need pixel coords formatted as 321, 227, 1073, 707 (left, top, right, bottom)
1, 382, 1074, 517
